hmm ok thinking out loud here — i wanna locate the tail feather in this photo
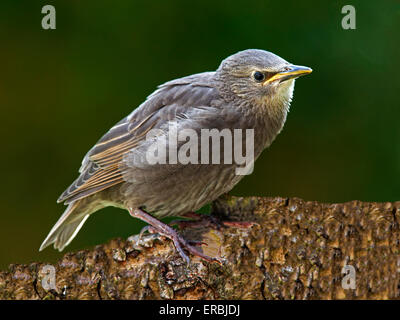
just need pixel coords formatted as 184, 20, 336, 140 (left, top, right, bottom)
40, 200, 91, 252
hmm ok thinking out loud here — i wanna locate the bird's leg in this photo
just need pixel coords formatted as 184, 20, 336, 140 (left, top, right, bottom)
220, 221, 257, 228
170, 211, 256, 230
180, 211, 204, 219
137, 225, 159, 244
129, 208, 222, 264
138, 224, 205, 247
170, 211, 224, 230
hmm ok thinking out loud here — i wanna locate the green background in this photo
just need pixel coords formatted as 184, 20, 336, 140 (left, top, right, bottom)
1, 0, 399, 269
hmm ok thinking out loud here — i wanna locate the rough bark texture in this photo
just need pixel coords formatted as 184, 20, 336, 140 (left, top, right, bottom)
1, 195, 400, 300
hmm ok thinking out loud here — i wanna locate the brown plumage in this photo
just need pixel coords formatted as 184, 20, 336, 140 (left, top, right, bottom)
40, 49, 311, 263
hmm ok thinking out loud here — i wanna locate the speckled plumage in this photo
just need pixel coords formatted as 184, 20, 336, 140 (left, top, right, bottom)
40, 49, 311, 253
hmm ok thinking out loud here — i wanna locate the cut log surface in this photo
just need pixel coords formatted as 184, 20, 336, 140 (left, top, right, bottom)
1, 196, 400, 300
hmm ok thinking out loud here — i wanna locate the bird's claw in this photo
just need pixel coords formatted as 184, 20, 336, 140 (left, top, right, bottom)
130, 208, 223, 265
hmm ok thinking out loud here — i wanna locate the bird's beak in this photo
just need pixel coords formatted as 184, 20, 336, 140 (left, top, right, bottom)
264, 65, 312, 84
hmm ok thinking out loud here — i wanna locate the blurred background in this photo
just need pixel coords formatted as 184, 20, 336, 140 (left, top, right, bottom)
0, 0, 399, 269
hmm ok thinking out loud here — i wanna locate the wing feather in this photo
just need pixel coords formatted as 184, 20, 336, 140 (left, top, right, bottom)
58, 72, 218, 204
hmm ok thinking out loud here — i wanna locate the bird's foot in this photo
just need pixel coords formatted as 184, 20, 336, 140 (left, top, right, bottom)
137, 225, 159, 245
130, 208, 222, 265
170, 212, 224, 230
220, 220, 257, 228
170, 211, 257, 230
138, 224, 206, 247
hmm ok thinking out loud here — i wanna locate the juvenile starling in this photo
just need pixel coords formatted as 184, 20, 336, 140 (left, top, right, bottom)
40, 49, 312, 263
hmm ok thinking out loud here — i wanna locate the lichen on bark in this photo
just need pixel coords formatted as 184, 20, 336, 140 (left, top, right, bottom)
1, 195, 400, 300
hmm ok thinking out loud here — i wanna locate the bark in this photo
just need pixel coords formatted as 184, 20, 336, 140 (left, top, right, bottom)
1, 195, 400, 300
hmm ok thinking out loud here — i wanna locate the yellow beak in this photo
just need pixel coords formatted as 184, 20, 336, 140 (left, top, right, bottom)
264, 65, 312, 84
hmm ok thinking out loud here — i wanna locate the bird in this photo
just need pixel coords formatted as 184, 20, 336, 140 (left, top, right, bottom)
40, 49, 312, 264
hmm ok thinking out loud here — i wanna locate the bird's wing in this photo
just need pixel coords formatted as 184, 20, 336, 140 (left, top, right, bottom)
57, 72, 219, 204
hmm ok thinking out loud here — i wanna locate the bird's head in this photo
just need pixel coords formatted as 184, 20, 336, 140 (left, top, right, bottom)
216, 49, 312, 115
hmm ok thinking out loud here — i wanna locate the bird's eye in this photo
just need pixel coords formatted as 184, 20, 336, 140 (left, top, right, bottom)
253, 71, 265, 82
